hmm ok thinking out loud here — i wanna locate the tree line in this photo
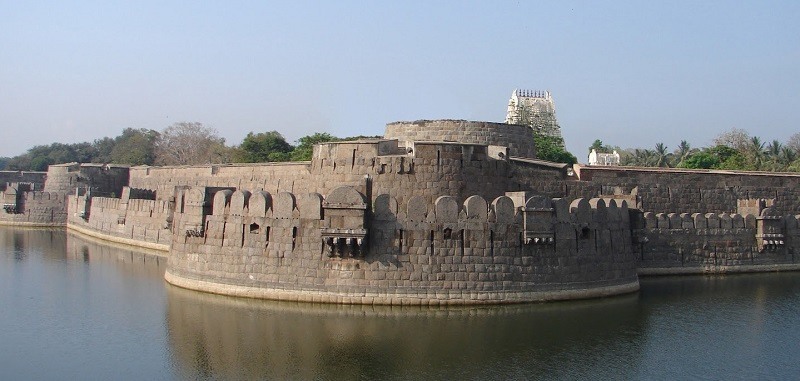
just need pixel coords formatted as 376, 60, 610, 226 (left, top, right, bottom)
0, 122, 378, 171
2, 121, 797, 173
589, 128, 800, 172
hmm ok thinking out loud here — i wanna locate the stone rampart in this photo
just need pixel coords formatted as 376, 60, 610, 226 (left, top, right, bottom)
44, 163, 129, 196
67, 186, 172, 249
6, 119, 800, 305
576, 166, 800, 215
128, 162, 315, 200
164, 185, 639, 305
0, 170, 46, 191
0, 188, 67, 226
384, 120, 537, 159
635, 206, 800, 273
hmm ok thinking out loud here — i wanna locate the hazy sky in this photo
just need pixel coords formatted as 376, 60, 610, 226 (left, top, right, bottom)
2, 1, 798, 160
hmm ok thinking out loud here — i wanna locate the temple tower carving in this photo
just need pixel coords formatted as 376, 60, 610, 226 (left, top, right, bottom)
505, 89, 564, 147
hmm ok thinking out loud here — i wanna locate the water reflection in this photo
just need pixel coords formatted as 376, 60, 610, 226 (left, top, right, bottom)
64, 232, 166, 280
165, 285, 645, 380
3, 227, 800, 380
0, 227, 66, 262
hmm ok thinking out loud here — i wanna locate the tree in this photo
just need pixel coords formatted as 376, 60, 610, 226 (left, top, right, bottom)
673, 140, 693, 167
155, 122, 229, 165
587, 139, 620, 154
290, 133, 341, 161
788, 132, 800, 154
92, 137, 116, 163
654, 143, 671, 167
109, 128, 158, 165
713, 128, 750, 151
589, 139, 605, 152
679, 145, 744, 170
0, 157, 8, 170
237, 131, 294, 163
533, 135, 577, 164
745, 136, 765, 170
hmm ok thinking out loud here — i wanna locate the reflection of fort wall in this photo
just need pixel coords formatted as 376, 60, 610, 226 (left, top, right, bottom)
0, 227, 66, 261
65, 231, 166, 281
165, 284, 643, 380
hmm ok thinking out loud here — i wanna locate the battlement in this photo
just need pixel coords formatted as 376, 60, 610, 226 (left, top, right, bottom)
384, 120, 536, 159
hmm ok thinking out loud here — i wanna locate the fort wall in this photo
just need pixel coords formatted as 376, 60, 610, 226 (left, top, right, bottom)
635, 208, 800, 273
67, 187, 172, 250
128, 162, 315, 200
44, 163, 130, 196
577, 166, 800, 215
164, 186, 638, 304
384, 120, 537, 159
5, 118, 800, 305
0, 188, 67, 226
0, 170, 46, 191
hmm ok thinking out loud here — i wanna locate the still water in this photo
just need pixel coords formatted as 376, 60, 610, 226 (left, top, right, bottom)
1, 227, 799, 380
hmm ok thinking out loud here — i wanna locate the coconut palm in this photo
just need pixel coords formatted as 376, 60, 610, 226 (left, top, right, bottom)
654, 143, 671, 167
747, 136, 765, 170
673, 140, 692, 166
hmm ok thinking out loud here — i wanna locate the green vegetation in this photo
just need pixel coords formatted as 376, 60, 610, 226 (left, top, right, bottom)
1, 122, 377, 170
593, 129, 800, 172
534, 135, 577, 164
511, 100, 577, 164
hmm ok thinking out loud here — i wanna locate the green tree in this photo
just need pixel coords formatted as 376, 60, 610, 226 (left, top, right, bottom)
92, 137, 116, 163
534, 135, 577, 164
290, 132, 340, 161
654, 143, 671, 167
672, 140, 693, 167
0, 157, 8, 170
237, 131, 294, 163
746, 136, 765, 170
109, 128, 159, 165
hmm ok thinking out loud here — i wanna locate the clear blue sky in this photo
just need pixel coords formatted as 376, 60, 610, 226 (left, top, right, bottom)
2, 1, 798, 160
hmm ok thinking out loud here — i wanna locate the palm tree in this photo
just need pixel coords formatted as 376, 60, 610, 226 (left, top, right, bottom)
766, 140, 782, 159
673, 140, 692, 166
747, 136, 765, 170
654, 143, 670, 167
780, 147, 797, 166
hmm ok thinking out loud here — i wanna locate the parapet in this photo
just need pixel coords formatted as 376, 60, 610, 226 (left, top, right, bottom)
384, 120, 537, 159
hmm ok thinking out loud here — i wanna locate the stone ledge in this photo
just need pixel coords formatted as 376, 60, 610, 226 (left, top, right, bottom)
0, 220, 65, 227
638, 263, 800, 276
67, 223, 170, 254
164, 270, 640, 305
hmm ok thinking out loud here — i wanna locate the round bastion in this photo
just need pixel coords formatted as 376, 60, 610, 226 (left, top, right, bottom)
384, 120, 536, 159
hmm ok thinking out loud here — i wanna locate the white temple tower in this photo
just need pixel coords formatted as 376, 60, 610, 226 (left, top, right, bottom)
505, 89, 564, 146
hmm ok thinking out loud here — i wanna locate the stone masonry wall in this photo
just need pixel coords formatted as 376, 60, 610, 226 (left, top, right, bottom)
165, 185, 639, 305
0, 190, 67, 225
0, 171, 46, 191
636, 211, 800, 272
128, 163, 316, 200
67, 187, 172, 246
578, 166, 800, 215
384, 120, 537, 159
44, 163, 130, 196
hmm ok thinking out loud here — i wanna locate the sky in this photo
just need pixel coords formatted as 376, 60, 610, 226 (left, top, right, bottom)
1, 1, 798, 160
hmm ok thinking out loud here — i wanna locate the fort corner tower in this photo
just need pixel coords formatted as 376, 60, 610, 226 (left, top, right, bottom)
505, 89, 564, 147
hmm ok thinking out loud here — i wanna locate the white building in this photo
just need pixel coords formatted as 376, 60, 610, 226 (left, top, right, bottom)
588, 149, 621, 166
